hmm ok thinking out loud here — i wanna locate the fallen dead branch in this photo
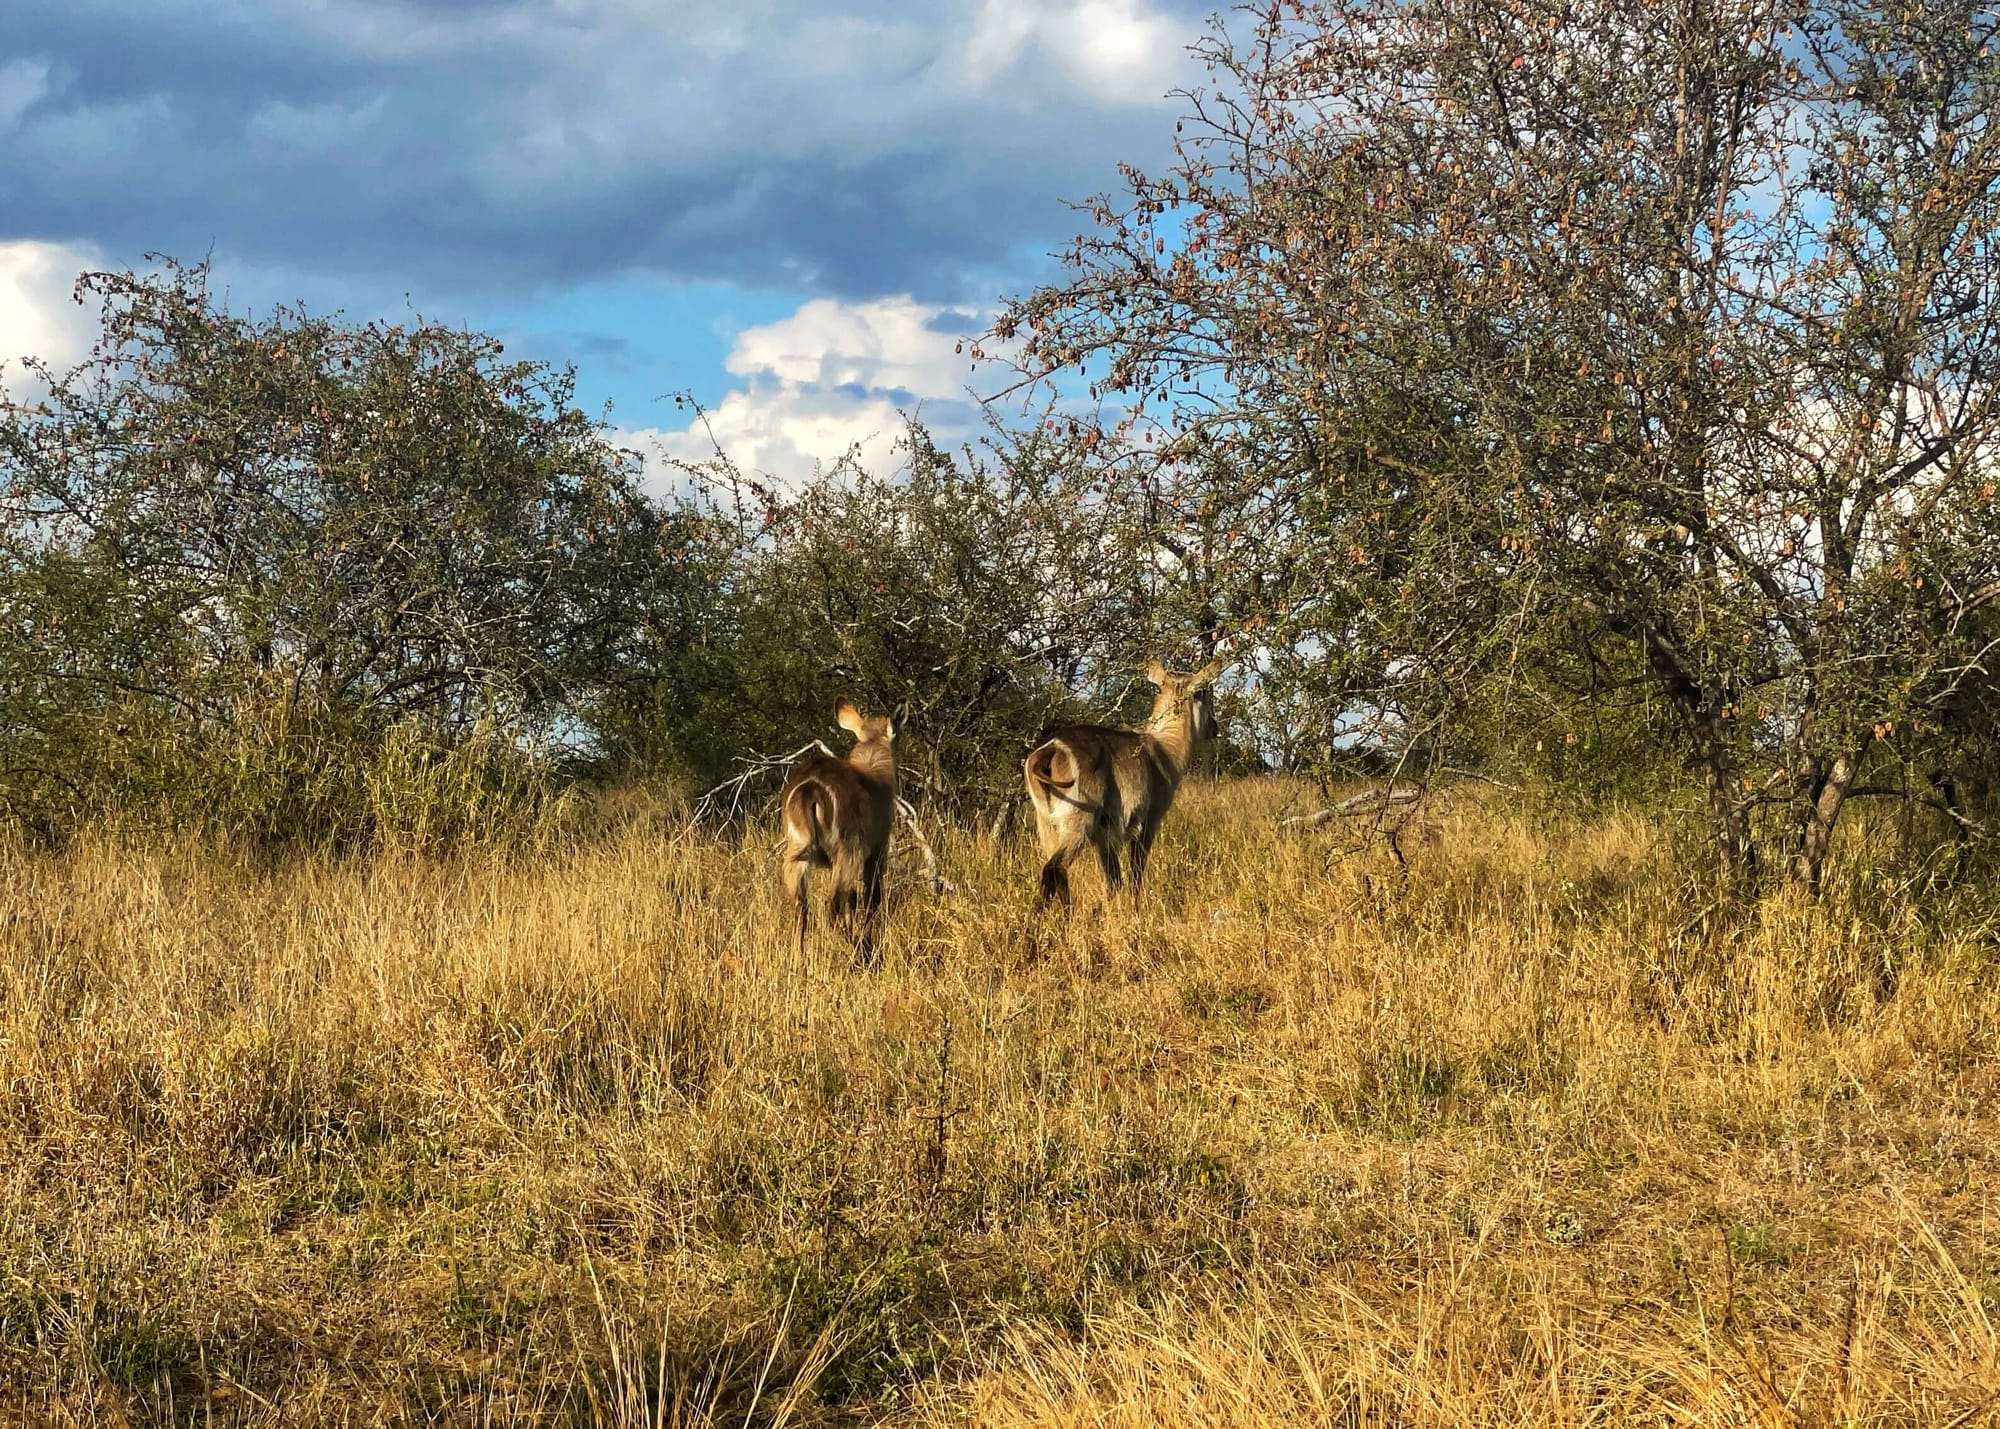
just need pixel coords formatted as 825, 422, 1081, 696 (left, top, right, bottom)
692, 740, 834, 825
895, 798, 955, 896
1281, 785, 1425, 829
694, 745, 952, 895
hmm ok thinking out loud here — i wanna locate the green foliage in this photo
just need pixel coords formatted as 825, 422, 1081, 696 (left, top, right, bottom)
1004, 0, 2000, 885
664, 420, 1178, 813
0, 262, 729, 844
0, 261, 1246, 842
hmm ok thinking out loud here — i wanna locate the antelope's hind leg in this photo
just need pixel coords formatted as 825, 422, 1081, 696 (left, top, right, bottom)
828, 883, 855, 944
783, 855, 813, 959
855, 847, 887, 965
1125, 822, 1157, 902
1036, 822, 1082, 908
1032, 806, 1078, 908
1093, 836, 1123, 900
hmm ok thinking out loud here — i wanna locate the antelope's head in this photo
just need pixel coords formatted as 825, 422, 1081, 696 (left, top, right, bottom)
834, 698, 899, 749
1144, 657, 1224, 741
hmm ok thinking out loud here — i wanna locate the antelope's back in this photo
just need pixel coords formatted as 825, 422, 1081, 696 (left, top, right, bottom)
787, 752, 894, 848
1027, 724, 1148, 805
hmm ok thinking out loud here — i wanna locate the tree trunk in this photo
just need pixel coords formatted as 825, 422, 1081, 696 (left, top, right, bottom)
1790, 749, 1861, 893
1693, 711, 1759, 891
1928, 768, 1973, 846
1626, 617, 1758, 891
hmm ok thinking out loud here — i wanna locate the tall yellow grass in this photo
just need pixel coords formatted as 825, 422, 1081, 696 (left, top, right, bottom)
0, 780, 1994, 1425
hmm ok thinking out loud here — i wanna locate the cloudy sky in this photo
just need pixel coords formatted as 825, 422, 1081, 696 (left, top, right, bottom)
0, 0, 1208, 486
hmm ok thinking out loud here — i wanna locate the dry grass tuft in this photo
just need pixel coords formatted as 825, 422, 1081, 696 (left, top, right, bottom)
0, 779, 1996, 1424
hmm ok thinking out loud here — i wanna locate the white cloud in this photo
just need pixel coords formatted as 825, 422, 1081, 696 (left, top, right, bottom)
723, 294, 980, 393
0, 239, 101, 401
618, 383, 913, 498
630, 294, 991, 492
963, 0, 1183, 103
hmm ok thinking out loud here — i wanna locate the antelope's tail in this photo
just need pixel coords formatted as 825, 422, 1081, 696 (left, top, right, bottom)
1023, 741, 1076, 818
783, 781, 834, 861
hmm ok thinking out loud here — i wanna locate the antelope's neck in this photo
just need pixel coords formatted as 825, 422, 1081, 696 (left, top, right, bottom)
1146, 700, 1196, 773
849, 742, 896, 786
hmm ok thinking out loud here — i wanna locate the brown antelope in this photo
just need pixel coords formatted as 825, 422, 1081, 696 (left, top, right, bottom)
1023, 658, 1223, 905
780, 699, 899, 961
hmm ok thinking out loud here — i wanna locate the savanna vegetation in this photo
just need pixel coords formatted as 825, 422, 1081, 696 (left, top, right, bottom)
4, 787, 1999, 1426
3, 0, 2000, 1422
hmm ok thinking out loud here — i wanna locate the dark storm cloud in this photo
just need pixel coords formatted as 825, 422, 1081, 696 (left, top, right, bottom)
0, 0, 1207, 302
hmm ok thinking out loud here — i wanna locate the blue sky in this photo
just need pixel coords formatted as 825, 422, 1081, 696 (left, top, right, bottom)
0, 0, 1209, 485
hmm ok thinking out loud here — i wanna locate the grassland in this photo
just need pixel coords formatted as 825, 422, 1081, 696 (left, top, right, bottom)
0, 779, 1996, 1425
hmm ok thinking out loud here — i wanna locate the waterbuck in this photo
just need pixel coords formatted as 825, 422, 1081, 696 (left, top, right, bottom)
780, 700, 899, 961
1023, 658, 1223, 906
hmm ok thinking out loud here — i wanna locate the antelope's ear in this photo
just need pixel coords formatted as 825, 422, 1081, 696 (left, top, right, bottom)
1189, 657, 1225, 691
889, 701, 911, 741
835, 699, 864, 738
1143, 658, 1168, 687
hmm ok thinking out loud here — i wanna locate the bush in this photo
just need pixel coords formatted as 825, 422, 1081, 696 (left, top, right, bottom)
0, 262, 731, 845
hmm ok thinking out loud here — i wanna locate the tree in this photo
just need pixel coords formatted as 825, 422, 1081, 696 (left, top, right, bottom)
670, 419, 1168, 814
1003, 0, 2000, 888
0, 261, 723, 841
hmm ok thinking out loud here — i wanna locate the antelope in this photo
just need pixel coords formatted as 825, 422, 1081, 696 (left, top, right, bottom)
780, 699, 899, 961
1023, 657, 1224, 906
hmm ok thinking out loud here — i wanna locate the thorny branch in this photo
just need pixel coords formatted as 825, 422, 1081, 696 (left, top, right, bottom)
692, 741, 833, 826
691, 746, 955, 896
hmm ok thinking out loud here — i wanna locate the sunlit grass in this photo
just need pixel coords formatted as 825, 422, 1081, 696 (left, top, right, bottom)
0, 779, 1995, 1424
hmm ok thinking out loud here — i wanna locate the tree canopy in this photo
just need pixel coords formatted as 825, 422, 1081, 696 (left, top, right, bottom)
4, 1, 2000, 892
1002, 0, 2000, 886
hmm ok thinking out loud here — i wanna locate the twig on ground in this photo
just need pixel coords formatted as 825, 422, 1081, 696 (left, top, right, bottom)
1439, 766, 1528, 794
